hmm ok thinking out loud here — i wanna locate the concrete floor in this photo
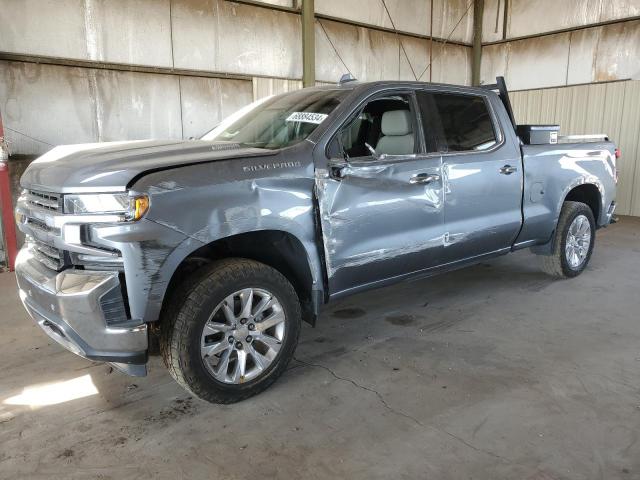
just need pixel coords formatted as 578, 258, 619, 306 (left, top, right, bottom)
1, 218, 639, 480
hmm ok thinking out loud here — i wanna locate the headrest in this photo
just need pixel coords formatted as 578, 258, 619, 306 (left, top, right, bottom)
381, 110, 413, 136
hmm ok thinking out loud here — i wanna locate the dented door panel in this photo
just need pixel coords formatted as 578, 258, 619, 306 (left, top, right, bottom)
438, 95, 524, 263
441, 148, 523, 262
316, 155, 444, 296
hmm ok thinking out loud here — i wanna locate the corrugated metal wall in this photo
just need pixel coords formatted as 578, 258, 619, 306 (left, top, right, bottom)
511, 80, 640, 216
0, 0, 476, 157
0, 60, 255, 155
483, 0, 640, 41
480, 0, 640, 90
481, 20, 640, 90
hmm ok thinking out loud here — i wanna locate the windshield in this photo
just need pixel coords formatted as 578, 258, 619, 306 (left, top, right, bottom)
201, 89, 348, 150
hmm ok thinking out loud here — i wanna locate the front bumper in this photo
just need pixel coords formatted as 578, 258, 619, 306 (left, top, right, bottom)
15, 248, 148, 376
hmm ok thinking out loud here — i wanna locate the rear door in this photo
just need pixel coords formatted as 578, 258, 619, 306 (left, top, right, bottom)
317, 89, 445, 296
417, 90, 523, 263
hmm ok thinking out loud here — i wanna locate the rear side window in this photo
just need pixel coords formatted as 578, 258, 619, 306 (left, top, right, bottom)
429, 93, 498, 152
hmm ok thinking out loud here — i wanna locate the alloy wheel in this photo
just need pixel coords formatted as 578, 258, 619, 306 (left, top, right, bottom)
200, 288, 286, 384
565, 214, 592, 269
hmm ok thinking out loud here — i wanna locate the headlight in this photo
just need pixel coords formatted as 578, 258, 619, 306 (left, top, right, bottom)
63, 193, 150, 221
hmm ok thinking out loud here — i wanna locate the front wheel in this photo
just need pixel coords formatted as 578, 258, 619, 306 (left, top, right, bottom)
540, 201, 596, 278
160, 258, 301, 404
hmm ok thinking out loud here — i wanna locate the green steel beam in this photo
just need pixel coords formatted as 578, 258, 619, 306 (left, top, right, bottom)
472, 0, 484, 86
302, 0, 315, 87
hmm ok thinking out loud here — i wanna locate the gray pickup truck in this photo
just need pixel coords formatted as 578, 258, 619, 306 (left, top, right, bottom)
14, 77, 618, 403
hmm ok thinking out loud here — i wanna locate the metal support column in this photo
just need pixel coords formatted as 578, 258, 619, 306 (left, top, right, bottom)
472, 0, 484, 86
0, 109, 18, 271
302, 0, 315, 87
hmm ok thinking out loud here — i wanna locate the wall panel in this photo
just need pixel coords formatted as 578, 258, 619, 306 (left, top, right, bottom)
83, 0, 173, 66
432, 0, 474, 44
93, 69, 183, 142
315, 18, 470, 85
430, 43, 472, 85
0, 61, 253, 154
0, 61, 97, 155
0, 0, 474, 157
481, 0, 505, 42
252, 77, 303, 99
0, 0, 174, 67
490, 0, 640, 40
0, 0, 89, 59
172, 0, 302, 78
315, 18, 431, 83
481, 21, 640, 90
180, 76, 253, 138
315, 0, 432, 37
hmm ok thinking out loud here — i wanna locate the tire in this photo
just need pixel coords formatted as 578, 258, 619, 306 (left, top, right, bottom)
540, 201, 596, 278
160, 258, 301, 404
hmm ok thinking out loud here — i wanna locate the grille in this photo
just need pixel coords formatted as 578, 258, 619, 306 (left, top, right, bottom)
28, 238, 63, 271
25, 217, 60, 235
22, 190, 64, 270
26, 190, 61, 212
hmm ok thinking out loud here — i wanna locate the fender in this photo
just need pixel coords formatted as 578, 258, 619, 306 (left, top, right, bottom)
517, 143, 614, 250
129, 154, 325, 323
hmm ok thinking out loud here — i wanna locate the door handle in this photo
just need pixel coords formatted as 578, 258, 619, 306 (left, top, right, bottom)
410, 173, 441, 185
499, 165, 518, 175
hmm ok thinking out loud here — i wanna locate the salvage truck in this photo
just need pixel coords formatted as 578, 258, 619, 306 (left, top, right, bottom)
14, 77, 618, 403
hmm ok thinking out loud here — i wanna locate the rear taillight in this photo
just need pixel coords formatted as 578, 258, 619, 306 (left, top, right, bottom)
615, 148, 621, 159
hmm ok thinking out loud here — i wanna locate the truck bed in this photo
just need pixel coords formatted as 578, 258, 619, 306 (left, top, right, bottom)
516, 141, 617, 247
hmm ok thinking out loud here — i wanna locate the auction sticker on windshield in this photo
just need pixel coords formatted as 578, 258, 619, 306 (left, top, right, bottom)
285, 112, 328, 124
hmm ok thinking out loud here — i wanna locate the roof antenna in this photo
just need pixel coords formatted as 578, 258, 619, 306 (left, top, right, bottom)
339, 73, 357, 85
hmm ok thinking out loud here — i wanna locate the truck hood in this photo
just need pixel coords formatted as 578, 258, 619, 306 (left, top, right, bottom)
20, 139, 277, 193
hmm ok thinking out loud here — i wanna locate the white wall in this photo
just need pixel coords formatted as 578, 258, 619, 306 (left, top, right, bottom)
481, 21, 640, 90
480, 0, 640, 90
0, 61, 253, 155
0, 0, 475, 156
482, 0, 640, 42
315, 0, 474, 43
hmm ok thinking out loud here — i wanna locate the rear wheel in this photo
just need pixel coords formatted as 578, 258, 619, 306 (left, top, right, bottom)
540, 201, 596, 278
160, 258, 301, 404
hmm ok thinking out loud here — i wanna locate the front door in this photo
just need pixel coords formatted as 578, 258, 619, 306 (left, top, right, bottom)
316, 90, 445, 297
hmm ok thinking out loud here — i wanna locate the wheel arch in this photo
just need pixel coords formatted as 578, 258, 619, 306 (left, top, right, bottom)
160, 229, 321, 328
563, 183, 602, 225
531, 181, 603, 256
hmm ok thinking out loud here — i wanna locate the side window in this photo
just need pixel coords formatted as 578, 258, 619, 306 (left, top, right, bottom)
430, 93, 498, 152
340, 94, 417, 158
416, 91, 445, 153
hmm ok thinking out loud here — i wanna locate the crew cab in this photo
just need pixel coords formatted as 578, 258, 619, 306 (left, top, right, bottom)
14, 77, 618, 403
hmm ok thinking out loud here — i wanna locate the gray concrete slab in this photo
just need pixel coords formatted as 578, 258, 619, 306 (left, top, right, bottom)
1, 218, 639, 479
